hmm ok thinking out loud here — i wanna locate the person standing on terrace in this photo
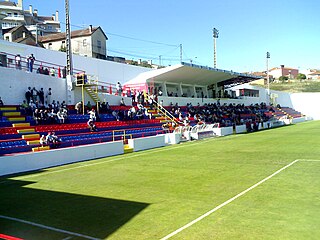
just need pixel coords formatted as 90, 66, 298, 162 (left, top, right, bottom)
27, 54, 35, 72
116, 82, 122, 96
15, 54, 21, 70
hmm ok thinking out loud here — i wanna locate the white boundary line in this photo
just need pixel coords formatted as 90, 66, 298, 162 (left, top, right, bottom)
160, 159, 320, 240
0, 215, 101, 240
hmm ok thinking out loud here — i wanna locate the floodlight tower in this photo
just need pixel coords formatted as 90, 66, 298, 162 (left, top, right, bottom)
266, 51, 271, 104
213, 28, 219, 68
65, 0, 73, 75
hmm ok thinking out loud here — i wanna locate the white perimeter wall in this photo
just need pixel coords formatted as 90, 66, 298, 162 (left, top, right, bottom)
0, 141, 124, 176
0, 67, 68, 105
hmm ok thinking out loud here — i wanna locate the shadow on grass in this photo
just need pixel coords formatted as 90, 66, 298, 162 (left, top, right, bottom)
0, 179, 149, 239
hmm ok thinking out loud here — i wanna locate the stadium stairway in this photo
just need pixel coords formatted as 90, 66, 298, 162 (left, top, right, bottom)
278, 107, 304, 119
0, 106, 26, 123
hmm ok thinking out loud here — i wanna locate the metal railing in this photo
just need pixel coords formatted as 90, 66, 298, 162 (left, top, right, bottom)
0, 51, 84, 75
112, 130, 133, 142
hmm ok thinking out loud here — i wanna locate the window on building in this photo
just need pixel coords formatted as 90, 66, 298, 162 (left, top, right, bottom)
239, 89, 259, 97
97, 40, 101, 49
7, 13, 12, 17
14, 13, 18, 17
83, 39, 87, 47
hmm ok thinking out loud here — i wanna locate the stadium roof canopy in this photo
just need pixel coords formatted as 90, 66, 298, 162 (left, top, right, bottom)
125, 62, 261, 88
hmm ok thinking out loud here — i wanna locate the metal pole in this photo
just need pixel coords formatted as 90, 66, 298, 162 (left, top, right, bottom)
213, 28, 219, 68
35, 24, 38, 45
81, 84, 85, 115
266, 52, 270, 105
180, 44, 182, 63
65, 0, 73, 75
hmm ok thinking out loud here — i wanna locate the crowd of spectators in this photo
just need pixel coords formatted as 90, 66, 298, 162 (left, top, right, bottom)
11, 53, 67, 78
21, 86, 68, 125
167, 102, 271, 127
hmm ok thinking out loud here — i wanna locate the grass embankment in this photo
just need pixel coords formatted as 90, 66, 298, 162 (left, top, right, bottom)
252, 80, 320, 93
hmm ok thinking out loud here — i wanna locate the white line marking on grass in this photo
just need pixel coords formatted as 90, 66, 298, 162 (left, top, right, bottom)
0, 215, 101, 240
160, 159, 300, 240
299, 159, 320, 162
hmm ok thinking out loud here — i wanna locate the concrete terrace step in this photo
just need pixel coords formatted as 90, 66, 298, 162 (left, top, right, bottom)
7, 117, 25, 122
2, 112, 21, 117
12, 123, 31, 128
32, 146, 50, 152
27, 139, 40, 145
124, 144, 133, 154
17, 128, 35, 134
0, 107, 17, 111
22, 133, 40, 140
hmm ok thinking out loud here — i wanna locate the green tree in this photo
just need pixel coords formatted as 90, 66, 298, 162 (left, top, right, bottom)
296, 73, 306, 81
279, 76, 288, 83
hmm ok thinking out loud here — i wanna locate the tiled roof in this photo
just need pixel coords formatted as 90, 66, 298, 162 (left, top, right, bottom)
3, 25, 28, 34
309, 71, 320, 75
37, 16, 54, 21
39, 26, 107, 43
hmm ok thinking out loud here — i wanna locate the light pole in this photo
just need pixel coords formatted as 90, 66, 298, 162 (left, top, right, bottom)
266, 51, 270, 104
65, 0, 73, 75
65, 0, 75, 107
213, 28, 219, 68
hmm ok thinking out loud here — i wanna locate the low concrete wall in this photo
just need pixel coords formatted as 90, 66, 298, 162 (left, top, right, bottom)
0, 141, 124, 176
236, 125, 247, 133
128, 135, 166, 151
212, 126, 233, 136
292, 117, 307, 124
165, 133, 181, 145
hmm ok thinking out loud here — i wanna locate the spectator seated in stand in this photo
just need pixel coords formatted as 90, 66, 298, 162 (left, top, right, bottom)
162, 122, 170, 133
88, 108, 96, 121
120, 98, 126, 106
57, 109, 66, 124
39, 135, 47, 147
51, 132, 62, 147
87, 119, 98, 132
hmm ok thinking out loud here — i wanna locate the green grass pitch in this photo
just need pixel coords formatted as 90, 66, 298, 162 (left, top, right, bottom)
1, 121, 320, 239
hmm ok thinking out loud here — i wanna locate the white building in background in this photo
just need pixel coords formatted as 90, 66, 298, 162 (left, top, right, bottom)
39, 26, 108, 60
0, 11, 6, 39
0, 0, 60, 36
268, 65, 299, 79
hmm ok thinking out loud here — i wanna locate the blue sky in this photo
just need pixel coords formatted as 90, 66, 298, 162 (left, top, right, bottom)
24, 0, 320, 72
